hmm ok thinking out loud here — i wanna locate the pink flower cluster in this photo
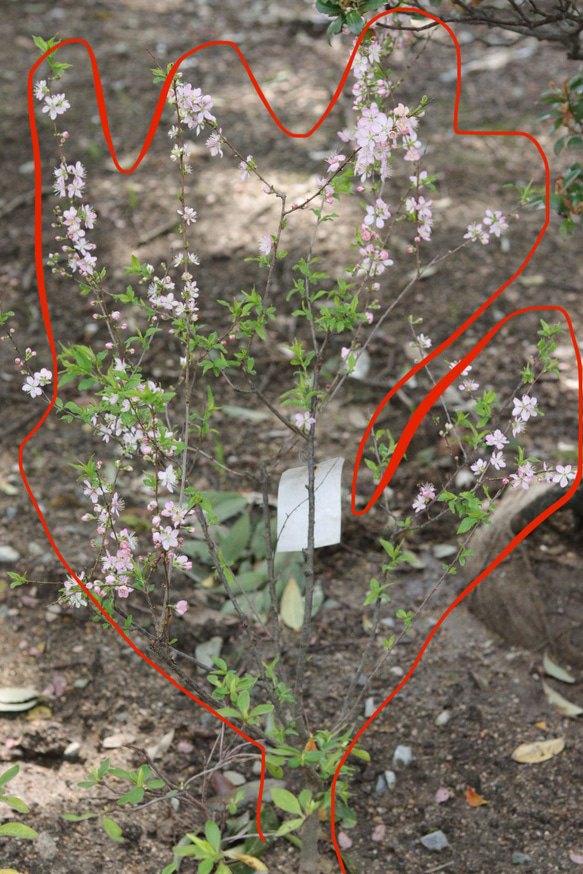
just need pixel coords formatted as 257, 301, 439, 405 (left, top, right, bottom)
22, 368, 52, 398
347, 102, 422, 183
413, 482, 436, 514
35, 79, 70, 119
405, 194, 433, 242
167, 80, 216, 136
150, 500, 195, 573
147, 271, 200, 322
464, 210, 508, 246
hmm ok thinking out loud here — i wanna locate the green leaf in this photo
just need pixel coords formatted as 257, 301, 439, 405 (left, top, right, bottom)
220, 511, 251, 564
275, 817, 305, 836
271, 788, 302, 816
117, 786, 144, 805
350, 748, 370, 762
0, 797, 29, 814
62, 812, 98, 822
0, 823, 38, 840
345, 9, 364, 34
102, 816, 124, 842
204, 820, 221, 852
198, 859, 214, 874
237, 690, 250, 716
0, 765, 19, 788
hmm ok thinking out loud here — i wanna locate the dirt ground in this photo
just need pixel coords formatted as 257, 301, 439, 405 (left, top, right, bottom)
1, 1, 583, 873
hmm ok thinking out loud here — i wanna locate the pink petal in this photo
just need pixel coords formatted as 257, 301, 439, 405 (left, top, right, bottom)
371, 824, 386, 842
569, 852, 583, 865
435, 787, 450, 804
337, 831, 353, 849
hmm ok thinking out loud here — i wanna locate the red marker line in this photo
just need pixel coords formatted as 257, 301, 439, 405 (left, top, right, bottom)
20, 9, 580, 871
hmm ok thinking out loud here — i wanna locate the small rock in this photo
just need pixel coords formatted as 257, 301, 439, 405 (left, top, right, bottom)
27, 542, 45, 557
63, 741, 81, 760
45, 604, 62, 623
195, 636, 223, 670
435, 710, 451, 727
102, 731, 135, 749
364, 697, 375, 718
322, 598, 342, 611
146, 728, 174, 761
433, 544, 457, 559
0, 545, 20, 563
380, 617, 394, 628
512, 852, 532, 865
252, 760, 263, 776
392, 744, 413, 770
36, 831, 58, 860
420, 830, 449, 851
177, 741, 194, 754
384, 769, 396, 789
223, 770, 246, 786
375, 774, 387, 795
455, 470, 474, 489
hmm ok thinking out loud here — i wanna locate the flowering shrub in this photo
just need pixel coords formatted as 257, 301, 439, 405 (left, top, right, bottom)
3, 25, 577, 874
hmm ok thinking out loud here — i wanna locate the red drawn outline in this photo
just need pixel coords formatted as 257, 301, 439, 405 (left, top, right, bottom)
21, 8, 582, 871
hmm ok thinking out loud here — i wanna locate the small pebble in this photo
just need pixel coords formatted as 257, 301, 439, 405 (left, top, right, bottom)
0, 545, 20, 563
223, 770, 246, 786
392, 744, 412, 770
102, 731, 135, 749
27, 542, 44, 557
375, 774, 387, 795
511, 852, 532, 865
36, 832, 58, 861
384, 769, 396, 789
433, 544, 457, 559
420, 830, 449, 851
64, 741, 81, 760
435, 710, 451, 727
364, 697, 375, 718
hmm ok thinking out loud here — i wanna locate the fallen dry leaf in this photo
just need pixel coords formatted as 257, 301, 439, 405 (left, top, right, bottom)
512, 737, 565, 764
543, 650, 576, 684
542, 680, 583, 718
466, 786, 488, 807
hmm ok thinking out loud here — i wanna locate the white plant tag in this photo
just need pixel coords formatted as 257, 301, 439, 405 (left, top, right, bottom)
276, 457, 344, 553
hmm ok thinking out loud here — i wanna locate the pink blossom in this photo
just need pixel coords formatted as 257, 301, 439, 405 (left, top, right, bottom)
485, 429, 508, 450
158, 465, 178, 493
259, 234, 272, 257
175, 600, 188, 615
512, 394, 538, 422
42, 93, 70, 120
490, 451, 506, 471
294, 410, 316, 431
552, 464, 575, 487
